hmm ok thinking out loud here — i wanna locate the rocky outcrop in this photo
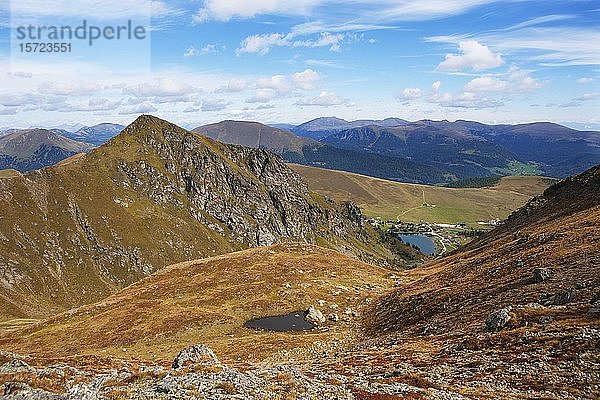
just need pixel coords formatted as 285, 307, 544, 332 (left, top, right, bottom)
485, 307, 512, 332
171, 344, 220, 369
0, 345, 354, 400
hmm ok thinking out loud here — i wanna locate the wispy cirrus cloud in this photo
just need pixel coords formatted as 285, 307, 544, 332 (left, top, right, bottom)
428, 18, 600, 67
194, 0, 501, 23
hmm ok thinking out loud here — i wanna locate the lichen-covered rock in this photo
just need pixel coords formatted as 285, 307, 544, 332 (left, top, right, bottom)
532, 267, 553, 283
171, 344, 221, 370
485, 307, 512, 332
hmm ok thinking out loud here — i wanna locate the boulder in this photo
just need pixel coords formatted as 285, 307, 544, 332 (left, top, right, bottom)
532, 267, 553, 283
305, 306, 325, 324
485, 307, 512, 332
553, 289, 575, 305
171, 344, 220, 370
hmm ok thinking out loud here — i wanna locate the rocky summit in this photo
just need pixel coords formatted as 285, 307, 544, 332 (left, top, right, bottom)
0, 115, 415, 322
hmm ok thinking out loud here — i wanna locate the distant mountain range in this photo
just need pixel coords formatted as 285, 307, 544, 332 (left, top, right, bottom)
3, 117, 597, 182
194, 118, 600, 182
290, 116, 409, 140
0, 129, 95, 172
60, 123, 125, 145
193, 121, 448, 184
305, 118, 599, 179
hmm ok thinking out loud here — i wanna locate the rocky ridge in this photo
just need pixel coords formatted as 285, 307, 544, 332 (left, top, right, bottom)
0, 115, 413, 321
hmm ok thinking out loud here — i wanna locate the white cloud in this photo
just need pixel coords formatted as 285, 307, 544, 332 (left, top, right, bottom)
432, 81, 442, 91
464, 76, 509, 92
437, 40, 503, 72
575, 93, 600, 101
200, 98, 231, 112
193, 0, 321, 23
577, 77, 594, 84
193, 0, 498, 23
119, 102, 158, 115
38, 82, 101, 96
215, 79, 248, 93
123, 78, 199, 101
237, 33, 288, 55
183, 46, 199, 58
236, 23, 373, 55
246, 89, 278, 103
399, 87, 424, 99
430, 26, 600, 67
296, 91, 350, 106
428, 90, 503, 109
184, 44, 218, 57
507, 67, 544, 91
256, 75, 291, 94
293, 33, 345, 52
292, 69, 321, 90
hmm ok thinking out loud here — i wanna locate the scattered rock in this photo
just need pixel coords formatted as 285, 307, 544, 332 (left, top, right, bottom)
532, 267, 553, 283
485, 307, 512, 332
539, 316, 553, 324
0, 359, 32, 373
171, 344, 220, 370
328, 313, 339, 322
305, 306, 325, 324
553, 289, 575, 305
588, 300, 600, 314
539, 289, 576, 306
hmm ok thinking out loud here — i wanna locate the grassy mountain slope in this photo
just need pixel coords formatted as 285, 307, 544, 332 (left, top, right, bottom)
193, 120, 311, 155
290, 164, 551, 223
0, 129, 95, 172
368, 164, 600, 334
0, 169, 20, 178
0, 244, 396, 364
0, 115, 415, 322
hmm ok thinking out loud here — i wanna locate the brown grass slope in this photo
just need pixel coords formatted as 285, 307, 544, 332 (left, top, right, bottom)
291, 164, 550, 223
0, 244, 395, 364
0, 115, 415, 322
367, 164, 600, 335
193, 120, 312, 155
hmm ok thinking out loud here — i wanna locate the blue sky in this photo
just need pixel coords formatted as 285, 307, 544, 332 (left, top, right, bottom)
0, 0, 599, 129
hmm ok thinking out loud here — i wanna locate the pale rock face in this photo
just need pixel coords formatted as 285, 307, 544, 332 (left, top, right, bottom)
305, 306, 326, 324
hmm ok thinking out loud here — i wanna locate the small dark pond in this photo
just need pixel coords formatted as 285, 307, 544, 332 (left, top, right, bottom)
244, 311, 315, 331
398, 234, 436, 255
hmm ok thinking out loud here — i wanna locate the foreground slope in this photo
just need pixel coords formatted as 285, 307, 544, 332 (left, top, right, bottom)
0, 115, 412, 322
0, 129, 95, 172
291, 164, 551, 223
0, 244, 395, 364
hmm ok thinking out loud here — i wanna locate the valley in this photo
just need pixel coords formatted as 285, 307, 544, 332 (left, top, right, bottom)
0, 116, 597, 400
290, 164, 551, 224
